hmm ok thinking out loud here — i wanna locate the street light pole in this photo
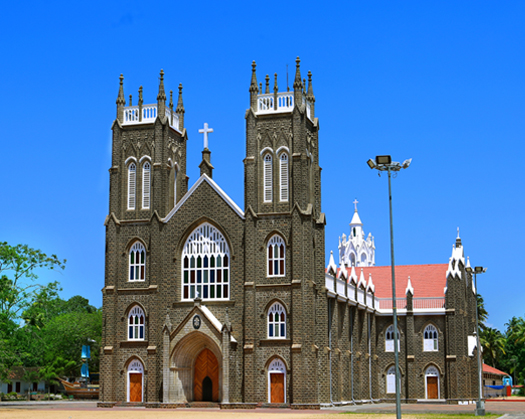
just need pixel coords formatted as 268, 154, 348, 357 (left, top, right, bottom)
368, 155, 411, 419
467, 265, 487, 416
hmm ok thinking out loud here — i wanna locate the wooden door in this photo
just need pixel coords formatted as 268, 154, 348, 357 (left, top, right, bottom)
270, 373, 285, 403
194, 348, 219, 401
129, 373, 142, 402
427, 376, 438, 399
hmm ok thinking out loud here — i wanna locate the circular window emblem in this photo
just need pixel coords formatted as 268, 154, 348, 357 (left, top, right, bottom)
193, 315, 201, 330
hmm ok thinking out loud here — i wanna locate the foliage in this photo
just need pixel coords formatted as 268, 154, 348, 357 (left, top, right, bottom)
480, 327, 506, 367
476, 294, 488, 331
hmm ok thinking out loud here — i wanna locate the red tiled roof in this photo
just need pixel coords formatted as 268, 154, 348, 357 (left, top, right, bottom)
483, 364, 509, 376
335, 264, 449, 299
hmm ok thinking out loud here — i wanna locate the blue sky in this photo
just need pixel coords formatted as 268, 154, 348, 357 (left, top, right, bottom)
1, 1, 523, 331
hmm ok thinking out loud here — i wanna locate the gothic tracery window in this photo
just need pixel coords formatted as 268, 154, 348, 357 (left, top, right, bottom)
267, 235, 285, 277
424, 324, 438, 351
385, 324, 400, 352
279, 153, 288, 202
129, 242, 146, 281
182, 223, 230, 301
142, 161, 151, 209
128, 306, 145, 340
263, 153, 272, 203
268, 302, 286, 339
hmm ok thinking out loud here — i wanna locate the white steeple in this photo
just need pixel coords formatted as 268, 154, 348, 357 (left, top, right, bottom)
338, 200, 375, 267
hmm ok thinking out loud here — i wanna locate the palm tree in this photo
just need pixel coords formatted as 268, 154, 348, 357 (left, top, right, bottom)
480, 327, 506, 368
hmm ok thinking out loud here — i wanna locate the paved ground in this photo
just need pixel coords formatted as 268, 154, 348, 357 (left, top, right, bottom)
0, 400, 524, 418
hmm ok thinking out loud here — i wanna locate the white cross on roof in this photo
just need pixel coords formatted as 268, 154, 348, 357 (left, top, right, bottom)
353, 199, 359, 212
199, 122, 213, 149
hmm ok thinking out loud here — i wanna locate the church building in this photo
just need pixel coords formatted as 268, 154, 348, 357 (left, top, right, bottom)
99, 59, 479, 408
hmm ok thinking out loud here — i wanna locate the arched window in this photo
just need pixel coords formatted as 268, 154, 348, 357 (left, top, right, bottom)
424, 324, 438, 351
386, 366, 396, 394
142, 161, 151, 209
267, 235, 285, 277
182, 223, 230, 301
268, 302, 286, 339
129, 242, 146, 281
128, 306, 145, 340
128, 163, 136, 210
279, 153, 288, 202
385, 324, 400, 352
263, 153, 272, 203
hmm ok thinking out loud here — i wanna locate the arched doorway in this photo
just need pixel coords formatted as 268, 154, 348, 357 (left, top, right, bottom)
425, 366, 440, 399
194, 348, 219, 401
268, 358, 286, 403
127, 359, 144, 402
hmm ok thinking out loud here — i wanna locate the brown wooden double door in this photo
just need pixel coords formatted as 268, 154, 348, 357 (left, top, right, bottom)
270, 373, 285, 403
194, 348, 219, 401
129, 373, 142, 402
427, 376, 438, 399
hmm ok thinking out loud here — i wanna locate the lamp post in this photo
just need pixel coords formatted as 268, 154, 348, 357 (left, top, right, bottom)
367, 155, 411, 419
466, 265, 487, 416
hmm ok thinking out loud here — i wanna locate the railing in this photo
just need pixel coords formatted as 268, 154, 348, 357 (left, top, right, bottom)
122, 104, 179, 130
256, 92, 294, 114
366, 292, 374, 307
413, 297, 445, 309
347, 283, 356, 302
357, 289, 365, 305
336, 277, 346, 296
376, 298, 407, 310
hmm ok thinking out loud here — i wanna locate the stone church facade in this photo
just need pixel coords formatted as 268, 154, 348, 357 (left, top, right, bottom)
99, 59, 479, 407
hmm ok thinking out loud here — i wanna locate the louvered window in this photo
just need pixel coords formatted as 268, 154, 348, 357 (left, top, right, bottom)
128, 163, 136, 210
129, 241, 146, 281
268, 302, 286, 339
142, 162, 151, 209
386, 366, 396, 393
128, 306, 145, 340
423, 324, 438, 351
279, 153, 288, 202
267, 235, 285, 277
263, 153, 272, 202
182, 223, 230, 301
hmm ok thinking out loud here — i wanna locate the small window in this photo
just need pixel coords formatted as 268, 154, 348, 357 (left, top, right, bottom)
267, 235, 285, 277
128, 163, 136, 210
128, 306, 145, 340
424, 324, 438, 351
264, 153, 272, 202
142, 161, 151, 209
129, 242, 146, 281
385, 324, 400, 352
268, 302, 286, 339
279, 153, 288, 202
386, 366, 396, 394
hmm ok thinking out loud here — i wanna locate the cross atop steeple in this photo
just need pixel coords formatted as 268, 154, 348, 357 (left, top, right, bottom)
353, 199, 359, 212
199, 122, 214, 150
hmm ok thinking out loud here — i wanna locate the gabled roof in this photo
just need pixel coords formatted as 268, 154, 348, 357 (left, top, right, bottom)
483, 364, 509, 376
164, 173, 244, 222
326, 264, 448, 298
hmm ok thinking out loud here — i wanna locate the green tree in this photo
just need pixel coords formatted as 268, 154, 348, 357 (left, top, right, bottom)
480, 327, 506, 368
477, 294, 489, 331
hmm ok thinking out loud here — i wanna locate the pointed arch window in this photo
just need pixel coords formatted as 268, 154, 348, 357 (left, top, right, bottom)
128, 163, 136, 210
128, 306, 145, 340
268, 302, 286, 339
267, 235, 285, 277
263, 153, 272, 203
386, 366, 396, 394
182, 223, 230, 301
129, 242, 146, 281
142, 161, 151, 209
279, 153, 289, 202
385, 324, 400, 352
424, 324, 438, 351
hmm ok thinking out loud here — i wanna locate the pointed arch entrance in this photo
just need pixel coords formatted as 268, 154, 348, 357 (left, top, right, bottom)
194, 348, 219, 401
127, 359, 144, 402
268, 358, 286, 403
425, 366, 440, 399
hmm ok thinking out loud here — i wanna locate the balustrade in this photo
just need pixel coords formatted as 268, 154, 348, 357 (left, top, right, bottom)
122, 104, 179, 130
357, 289, 365, 305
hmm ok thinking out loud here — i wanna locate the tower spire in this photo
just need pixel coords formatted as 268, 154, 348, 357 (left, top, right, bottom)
116, 74, 125, 122
293, 56, 303, 104
157, 69, 166, 118
176, 83, 185, 131
307, 70, 315, 118
249, 61, 258, 110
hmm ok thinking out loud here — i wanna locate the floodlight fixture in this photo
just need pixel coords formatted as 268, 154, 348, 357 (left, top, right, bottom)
402, 158, 412, 169
376, 155, 392, 165
367, 159, 376, 169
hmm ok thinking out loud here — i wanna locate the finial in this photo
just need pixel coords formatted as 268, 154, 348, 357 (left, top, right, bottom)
274, 73, 278, 94
353, 199, 358, 212
169, 90, 173, 108
157, 69, 166, 101
406, 276, 414, 296
176, 83, 185, 113
293, 56, 302, 89
456, 227, 462, 247
138, 86, 143, 107
307, 70, 315, 100
259, 82, 262, 93
265, 74, 270, 94
116, 74, 125, 105
249, 60, 258, 93
457, 227, 460, 239
303, 78, 306, 93
129, 94, 132, 106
